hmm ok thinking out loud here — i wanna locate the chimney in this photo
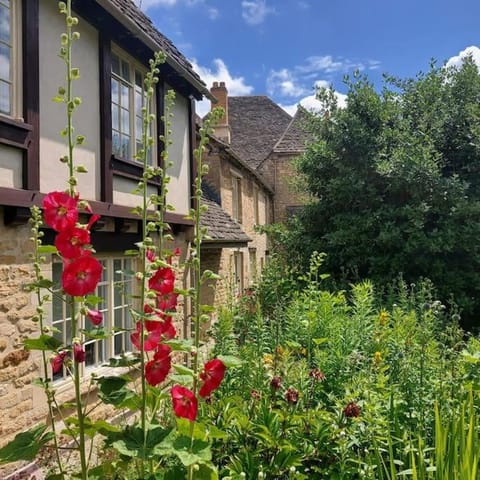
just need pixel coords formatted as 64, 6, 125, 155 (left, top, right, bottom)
210, 81, 231, 143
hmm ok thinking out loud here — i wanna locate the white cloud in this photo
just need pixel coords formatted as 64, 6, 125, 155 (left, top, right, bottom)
241, 0, 275, 25
191, 58, 254, 116
267, 68, 309, 97
446, 46, 480, 69
134, 0, 177, 8
298, 55, 365, 74
280, 90, 347, 116
208, 7, 219, 20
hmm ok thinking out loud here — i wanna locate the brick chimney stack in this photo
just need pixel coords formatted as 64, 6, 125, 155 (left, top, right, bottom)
210, 81, 231, 143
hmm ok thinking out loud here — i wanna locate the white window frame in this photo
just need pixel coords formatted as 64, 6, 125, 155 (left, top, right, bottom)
51, 256, 135, 382
0, 0, 22, 119
111, 46, 155, 164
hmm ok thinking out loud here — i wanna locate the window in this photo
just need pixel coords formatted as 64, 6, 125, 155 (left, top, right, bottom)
0, 0, 21, 118
231, 251, 244, 296
52, 257, 134, 381
231, 175, 242, 222
111, 50, 153, 163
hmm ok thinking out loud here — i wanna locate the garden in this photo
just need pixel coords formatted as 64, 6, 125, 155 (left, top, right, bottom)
2, 1, 480, 479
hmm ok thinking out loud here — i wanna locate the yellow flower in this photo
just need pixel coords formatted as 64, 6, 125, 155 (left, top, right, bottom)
379, 310, 389, 326
374, 351, 382, 365
263, 354, 273, 365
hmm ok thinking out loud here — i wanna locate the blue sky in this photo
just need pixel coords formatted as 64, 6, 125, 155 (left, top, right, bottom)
135, 0, 480, 116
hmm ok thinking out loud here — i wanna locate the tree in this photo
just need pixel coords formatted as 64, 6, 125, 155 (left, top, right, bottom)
292, 58, 480, 328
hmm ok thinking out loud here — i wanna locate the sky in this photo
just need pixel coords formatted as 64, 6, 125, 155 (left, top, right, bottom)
134, 0, 480, 117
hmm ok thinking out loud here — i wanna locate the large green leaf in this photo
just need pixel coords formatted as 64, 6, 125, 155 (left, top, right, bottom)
0, 424, 54, 464
24, 335, 62, 351
96, 375, 139, 409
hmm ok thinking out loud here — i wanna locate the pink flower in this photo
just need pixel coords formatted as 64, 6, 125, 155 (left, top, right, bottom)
146, 248, 156, 263
158, 292, 179, 312
86, 308, 103, 326
171, 385, 197, 422
145, 344, 172, 386
73, 343, 85, 363
199, 358, 226, 398
51, 351, 67, 374
43, 191, 78, 232
149, 267, 175, 295
62, 255, 103, 296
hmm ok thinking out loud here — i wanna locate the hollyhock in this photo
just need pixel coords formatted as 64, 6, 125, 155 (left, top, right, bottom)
270, 376, 282, 390
199, 358, 226, 398
86, 308, 103, 326
158, 292, 178, 312
55, 226, 90, 259
146, 248, 156, 262
171, 385, 197, 421
43, 191, 78, 232
73, 343, 86, 363
143, 305, 176, 339
130, 321, 162, 351
145, 344, 172, 386
51, 351, 67, 374
149, 267, 175, 295
62, 255, 103, 296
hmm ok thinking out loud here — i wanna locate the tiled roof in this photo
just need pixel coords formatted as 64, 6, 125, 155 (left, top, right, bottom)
99, 0, 209, 99
228, 96, 293, 169
201, 197, 251, 245
273, 106, 312, 154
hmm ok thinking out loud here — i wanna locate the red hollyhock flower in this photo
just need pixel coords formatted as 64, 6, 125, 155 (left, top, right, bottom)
62, 255, 103, 296
158, 292, 178, 312
51, 351, 67, 374
199, 358, 226, 398
143, 305, 176, 339
55, 226, 90, 259
130, 321, 162, 351
73, 343, 86, 363
171, 385, 197, 421
149, 267, 175, 295
86, 308, 103, 326
43, 191, 78, 232
145, 344, 172, 386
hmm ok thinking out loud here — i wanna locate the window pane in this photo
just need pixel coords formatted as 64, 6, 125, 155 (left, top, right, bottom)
0, 79, 10, 114
112, 104, 119, 131
112, 131, 120, 156
121, 136, 131, 159
0, 43, 10, 80
135, 71, 143, 88
0, 5, 10, 44
135, 90, 142, 116
121, 60, 130, 82
120, 84, 129, 108
121, 107, 129, 133
136, 117, 143, 140
111, 53, 120, 75
111, 78, 119, 102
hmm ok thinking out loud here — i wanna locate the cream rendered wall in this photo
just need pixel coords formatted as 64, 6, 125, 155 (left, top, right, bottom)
166, 86, 190, 216
113, 176, 157, 207
0, 145, 22, 188
38, 2, 100, 200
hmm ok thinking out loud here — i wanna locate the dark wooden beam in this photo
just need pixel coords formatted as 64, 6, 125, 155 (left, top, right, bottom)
22, 0, 40, 190
99, 33, 113, 202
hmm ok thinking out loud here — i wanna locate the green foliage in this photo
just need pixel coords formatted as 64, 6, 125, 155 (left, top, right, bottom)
291, 57, 480, 328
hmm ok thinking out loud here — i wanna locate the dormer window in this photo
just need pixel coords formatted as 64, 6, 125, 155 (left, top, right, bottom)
111, 49, 154, 164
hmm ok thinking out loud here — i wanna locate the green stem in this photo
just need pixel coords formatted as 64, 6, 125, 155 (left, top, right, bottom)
65, 0, 75, 196
71, 300, 88, 479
